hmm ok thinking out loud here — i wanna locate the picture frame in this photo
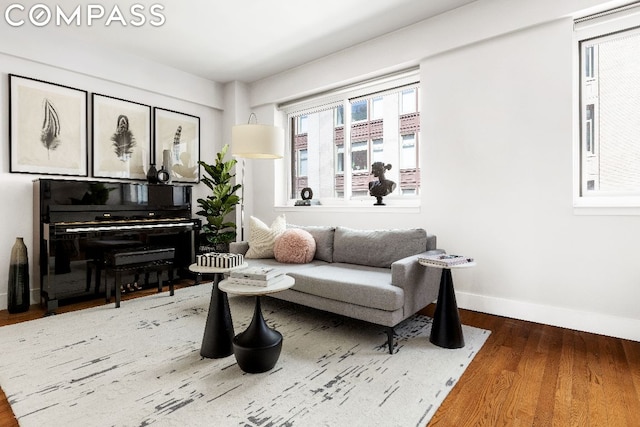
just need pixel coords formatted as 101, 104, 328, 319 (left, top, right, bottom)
9, 74, 88, 176
92, 94, 151, 180
153, 107, 200, 183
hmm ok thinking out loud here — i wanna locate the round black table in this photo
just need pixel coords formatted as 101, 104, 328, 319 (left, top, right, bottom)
418, 260, 476, 349
219, 275, 295, 373
189, 263, 248, 359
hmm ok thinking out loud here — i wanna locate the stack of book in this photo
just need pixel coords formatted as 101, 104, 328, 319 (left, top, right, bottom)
228, 266, 285, 287
418, 254, 474, 268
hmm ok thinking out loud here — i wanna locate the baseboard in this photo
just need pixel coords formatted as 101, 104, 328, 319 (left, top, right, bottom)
0, 289, 39, 312
456, 291, 640, 342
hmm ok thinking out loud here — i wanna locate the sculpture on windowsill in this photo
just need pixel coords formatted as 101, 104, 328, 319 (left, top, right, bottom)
369, 162, 397, 206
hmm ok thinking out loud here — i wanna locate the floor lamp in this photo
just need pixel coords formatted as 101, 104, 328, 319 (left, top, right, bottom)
231, 113, 284, 240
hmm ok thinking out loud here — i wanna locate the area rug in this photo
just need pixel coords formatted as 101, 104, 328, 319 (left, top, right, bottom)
0, 283, 489, 427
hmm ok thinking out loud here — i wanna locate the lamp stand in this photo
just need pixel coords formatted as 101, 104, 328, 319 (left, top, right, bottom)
239, 158, 246, 241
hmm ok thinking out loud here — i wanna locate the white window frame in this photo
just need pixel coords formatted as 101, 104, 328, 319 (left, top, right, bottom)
574, 4, 640, 214
278, 69, 420, 210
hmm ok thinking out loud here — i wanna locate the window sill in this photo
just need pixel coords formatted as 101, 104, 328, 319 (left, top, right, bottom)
275, 198, 420, 214
573, 196, 640, 215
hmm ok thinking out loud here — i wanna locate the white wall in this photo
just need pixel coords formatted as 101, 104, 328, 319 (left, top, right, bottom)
245, 0, 640, 341
0, 32, 225, 310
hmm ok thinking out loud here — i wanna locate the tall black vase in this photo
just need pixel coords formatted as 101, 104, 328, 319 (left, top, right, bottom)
8, 237, 30, 314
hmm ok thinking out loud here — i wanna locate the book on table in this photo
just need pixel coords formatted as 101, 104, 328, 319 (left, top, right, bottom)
230, 266, 282, 281
226, 274, 287, 288
418, 254, 474, 267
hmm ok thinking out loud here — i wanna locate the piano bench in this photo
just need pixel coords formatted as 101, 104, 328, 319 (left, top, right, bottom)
103, 248, 176, 308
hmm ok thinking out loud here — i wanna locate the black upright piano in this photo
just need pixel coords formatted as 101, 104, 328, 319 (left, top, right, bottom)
33, 178, 200, 314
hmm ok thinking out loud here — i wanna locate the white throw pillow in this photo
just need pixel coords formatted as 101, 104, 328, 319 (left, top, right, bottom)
245, 214, 286, 259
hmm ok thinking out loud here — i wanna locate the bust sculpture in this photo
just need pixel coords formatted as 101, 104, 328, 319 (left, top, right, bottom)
369, 162, 397, 205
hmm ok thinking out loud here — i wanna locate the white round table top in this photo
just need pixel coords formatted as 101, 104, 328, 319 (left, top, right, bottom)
188, 262, 248, 274
418, 259, 476, 269
218, 275, 295, 296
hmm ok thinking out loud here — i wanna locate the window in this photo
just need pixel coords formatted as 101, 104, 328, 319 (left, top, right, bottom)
351, 100, 368, 122
372, 139, 384, 163
576, 5, 640, 205
372, 97, 384, 120
401, 134, 417, 169
351, 141, 369, 171
336, 144, 344, 173
299, 149, 308, 176
335, 105, 344, 127
298, 115, 308, 134
401, 89, 417, 114
282, 70, 420, 203
585, 104, 595, 156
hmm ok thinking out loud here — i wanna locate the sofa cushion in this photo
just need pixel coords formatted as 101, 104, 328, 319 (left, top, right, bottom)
287, 224, 335, 262
274, 229, 316, 264
243, 258, 327, 276
332, 227, 428, 268
245, 214, 286, 259
288, 263, 404, 312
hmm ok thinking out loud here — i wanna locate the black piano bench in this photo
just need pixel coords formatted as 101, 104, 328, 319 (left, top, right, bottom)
103, 247, 176, 308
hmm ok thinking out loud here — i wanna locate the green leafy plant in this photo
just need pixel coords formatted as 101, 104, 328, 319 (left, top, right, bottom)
196, 144, 241, 250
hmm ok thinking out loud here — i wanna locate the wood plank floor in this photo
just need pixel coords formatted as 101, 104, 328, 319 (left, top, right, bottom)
1, 285, 639, 426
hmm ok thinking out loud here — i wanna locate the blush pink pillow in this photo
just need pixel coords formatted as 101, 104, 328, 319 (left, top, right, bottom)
274, 229, 316, 264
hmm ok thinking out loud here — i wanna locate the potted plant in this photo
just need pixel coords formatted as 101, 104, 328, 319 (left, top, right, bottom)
196, 144, 241, 253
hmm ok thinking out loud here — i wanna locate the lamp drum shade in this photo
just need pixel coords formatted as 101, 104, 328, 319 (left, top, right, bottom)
231, 124, 284, 159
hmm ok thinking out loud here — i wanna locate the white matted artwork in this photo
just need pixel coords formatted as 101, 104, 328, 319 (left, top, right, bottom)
92, 94, 151, 180
153, 107, 200, 183
9, 74, 88, 176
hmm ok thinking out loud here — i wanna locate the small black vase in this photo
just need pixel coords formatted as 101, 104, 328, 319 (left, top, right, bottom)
147, 163, 159, 184
8, 237, 30, 314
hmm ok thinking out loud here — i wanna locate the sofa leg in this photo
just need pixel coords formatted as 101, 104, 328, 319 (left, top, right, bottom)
385, 327, 395, 354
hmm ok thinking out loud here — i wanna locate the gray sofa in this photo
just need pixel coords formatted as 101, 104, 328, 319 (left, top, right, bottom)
230, 225, 444, 353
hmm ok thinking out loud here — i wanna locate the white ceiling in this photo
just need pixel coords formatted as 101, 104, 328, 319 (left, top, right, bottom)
28, 0, 477, 83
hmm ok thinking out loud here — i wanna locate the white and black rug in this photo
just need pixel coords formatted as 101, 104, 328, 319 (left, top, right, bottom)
0, 284, 489, 427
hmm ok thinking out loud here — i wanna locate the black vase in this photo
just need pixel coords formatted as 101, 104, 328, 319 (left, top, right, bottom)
147, 163, 159, 184
8, 237, 30, 314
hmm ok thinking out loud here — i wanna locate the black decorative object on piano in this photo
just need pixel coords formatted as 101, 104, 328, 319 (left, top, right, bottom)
33, 178, 200, 315
146, 163, 159, 184
156, 166, 170, 184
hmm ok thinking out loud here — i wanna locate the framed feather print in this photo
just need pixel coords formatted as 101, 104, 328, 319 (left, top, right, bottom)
92, 94, 151, 180
153, 107, 200, 183
9, 74, 88, 176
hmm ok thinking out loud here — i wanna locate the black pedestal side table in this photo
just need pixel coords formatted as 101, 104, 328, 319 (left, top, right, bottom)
419, 260, 476, 349
189, 262, 248, 359
219, 275, 295, 373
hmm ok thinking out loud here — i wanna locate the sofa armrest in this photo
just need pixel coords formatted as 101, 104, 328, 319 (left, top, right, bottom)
230, 241, 249, 255
426, 234, 437, 251
391, 249, 445, 316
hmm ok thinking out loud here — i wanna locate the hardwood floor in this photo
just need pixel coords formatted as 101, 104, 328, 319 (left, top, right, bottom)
1, 287, 639, 426
422, 305, 640, 426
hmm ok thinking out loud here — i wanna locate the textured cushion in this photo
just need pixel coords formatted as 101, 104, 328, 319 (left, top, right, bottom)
274, 229, 316, 264
287, 224, 335, 262
245, 214, 286, 259
288, 263, 404, 311
332, 227, 428, 268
